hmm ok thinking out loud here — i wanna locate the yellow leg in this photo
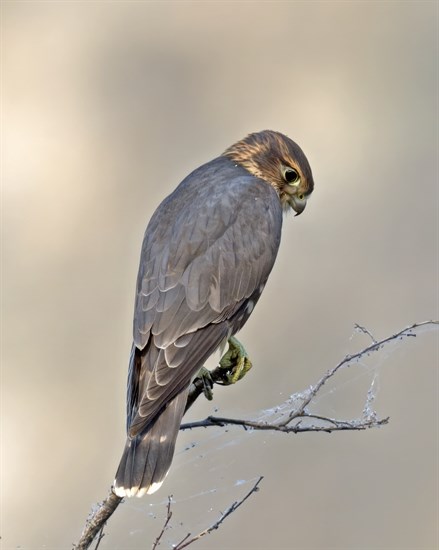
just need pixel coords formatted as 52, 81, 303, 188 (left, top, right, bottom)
217, 336, 253, 385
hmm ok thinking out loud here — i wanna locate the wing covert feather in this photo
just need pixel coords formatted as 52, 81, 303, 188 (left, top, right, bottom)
128, 156, 282, 436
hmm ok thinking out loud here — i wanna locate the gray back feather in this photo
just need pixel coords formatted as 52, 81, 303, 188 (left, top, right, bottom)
128, 156, 282, 436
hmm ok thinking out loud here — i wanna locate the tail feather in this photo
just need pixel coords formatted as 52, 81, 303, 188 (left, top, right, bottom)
114, 389, 188, 497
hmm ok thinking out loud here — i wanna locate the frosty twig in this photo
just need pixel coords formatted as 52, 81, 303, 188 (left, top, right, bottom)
74, 320, 438, 549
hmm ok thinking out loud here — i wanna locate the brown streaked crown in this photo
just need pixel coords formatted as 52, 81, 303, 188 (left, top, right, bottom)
223, 130, 314, 209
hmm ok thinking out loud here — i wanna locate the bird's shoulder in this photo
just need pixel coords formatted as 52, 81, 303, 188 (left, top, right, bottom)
133, 156, 282, 349
144, 156, 281, 255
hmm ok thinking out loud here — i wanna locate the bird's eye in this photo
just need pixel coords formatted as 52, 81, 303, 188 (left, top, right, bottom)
283, 167, 300, 184
298, 193, 304, 200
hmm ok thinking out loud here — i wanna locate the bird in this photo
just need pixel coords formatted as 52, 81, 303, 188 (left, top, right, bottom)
114, 130, 314, 497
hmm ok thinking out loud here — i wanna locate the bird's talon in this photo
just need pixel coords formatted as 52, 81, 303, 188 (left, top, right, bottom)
194, 366, 214, 400
217, 336, 252, 385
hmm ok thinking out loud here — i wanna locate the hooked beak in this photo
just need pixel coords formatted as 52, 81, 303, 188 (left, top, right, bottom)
288, 195, 307, 216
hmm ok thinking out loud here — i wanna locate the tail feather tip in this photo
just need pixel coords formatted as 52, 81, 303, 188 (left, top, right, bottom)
146, 480, 164, 495
113, 483, 129, 498
113, 480, 164, 498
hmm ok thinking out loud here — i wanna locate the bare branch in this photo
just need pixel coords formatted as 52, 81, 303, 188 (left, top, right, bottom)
182, 321, 437, 434
171, 476, 264, 550
74, 490, 123, 550
74, 320, 438, 549
281, 320, 437, 425
180, 414, 389, 433
151, 496, 173, 550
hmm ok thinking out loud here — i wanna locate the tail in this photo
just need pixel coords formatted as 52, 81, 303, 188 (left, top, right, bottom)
113, 388, 188, 498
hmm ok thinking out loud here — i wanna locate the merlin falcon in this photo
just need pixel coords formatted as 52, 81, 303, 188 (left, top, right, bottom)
114, 130, 314, 497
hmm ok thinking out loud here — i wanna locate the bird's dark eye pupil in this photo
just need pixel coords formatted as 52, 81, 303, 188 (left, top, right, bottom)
284, 168, 299, 183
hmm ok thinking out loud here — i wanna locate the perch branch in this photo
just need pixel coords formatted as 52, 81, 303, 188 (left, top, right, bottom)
74, 320, 438, 549
74, 490, 123, 550
182, 320, 437, 433
180, 414, 389, 433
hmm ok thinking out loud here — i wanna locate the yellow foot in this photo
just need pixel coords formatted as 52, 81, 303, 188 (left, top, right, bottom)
195, 366, 214, 401
217, 336, 252, 385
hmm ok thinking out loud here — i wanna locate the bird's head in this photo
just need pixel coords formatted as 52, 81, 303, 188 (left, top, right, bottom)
223, 130, 314, 215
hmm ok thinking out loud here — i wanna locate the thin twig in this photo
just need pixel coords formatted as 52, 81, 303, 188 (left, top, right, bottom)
354, 323, 377, 343
172, 476, 264, 550
93, 526, 105, 550
151, 496, 173, 550
280, 320, 437, 426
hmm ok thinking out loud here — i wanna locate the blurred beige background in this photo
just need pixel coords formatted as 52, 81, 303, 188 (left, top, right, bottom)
2, 1, 438, 549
